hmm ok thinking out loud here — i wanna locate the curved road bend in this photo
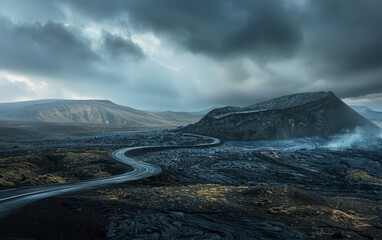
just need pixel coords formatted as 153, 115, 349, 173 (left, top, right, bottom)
0, 133, 220, 219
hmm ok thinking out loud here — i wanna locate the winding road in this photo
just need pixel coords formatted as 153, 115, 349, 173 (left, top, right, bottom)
0, 133, 220, 219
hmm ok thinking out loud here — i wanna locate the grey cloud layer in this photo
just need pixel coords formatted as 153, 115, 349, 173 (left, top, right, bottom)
0, 18, 93, 76
305, 0, 382, 75
64, 0, 382, 99
66, 0, 303, 62
102, 32, 145, 60
302, 0, 382, 97
0, 0, 381, 109
0, 16, 144, 81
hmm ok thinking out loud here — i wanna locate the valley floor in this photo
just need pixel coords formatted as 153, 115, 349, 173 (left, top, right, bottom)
0, 131, 381, 239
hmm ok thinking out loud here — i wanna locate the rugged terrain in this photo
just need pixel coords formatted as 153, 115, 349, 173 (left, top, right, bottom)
0, 130, 381, 239
184, 91, 379, 140
0, 147, 129, 188
0, 131, 205, 189
0, 93, 381, 239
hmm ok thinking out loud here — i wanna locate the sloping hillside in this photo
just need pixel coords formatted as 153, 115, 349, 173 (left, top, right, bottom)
351, 106, 382, 128
183, 91, 379, 140
0, 100, 200, 127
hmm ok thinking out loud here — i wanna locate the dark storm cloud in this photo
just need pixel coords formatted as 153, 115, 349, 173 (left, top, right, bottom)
102, 32, 145, 59
304, 0, 382, 76
63, 0, 382, 101
65, 0, 303, 62
126, 0, 303, 61
23, 0, 382, 75
0, 17, 98, 78
0, 0, 381, 109
300, 0, 382, 98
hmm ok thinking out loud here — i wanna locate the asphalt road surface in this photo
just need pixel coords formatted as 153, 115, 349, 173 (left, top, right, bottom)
0, 133, 220, 219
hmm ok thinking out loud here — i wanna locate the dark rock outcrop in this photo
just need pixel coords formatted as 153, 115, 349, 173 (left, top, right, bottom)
108, 210, 307, 240
183, 91, 380, 140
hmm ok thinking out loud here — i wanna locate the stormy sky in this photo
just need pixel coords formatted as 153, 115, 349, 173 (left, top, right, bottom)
0, 0, 381, 111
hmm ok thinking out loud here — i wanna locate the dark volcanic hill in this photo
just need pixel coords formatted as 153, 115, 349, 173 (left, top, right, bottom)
0, 99, 199, 128
183, 91, 380, 140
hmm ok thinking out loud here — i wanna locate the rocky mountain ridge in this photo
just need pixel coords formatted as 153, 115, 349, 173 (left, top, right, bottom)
183, 91, 379, 140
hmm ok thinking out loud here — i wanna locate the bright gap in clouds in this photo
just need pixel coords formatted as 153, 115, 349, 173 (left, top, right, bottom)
0, 71, 95, 102
343, 93, 382, 111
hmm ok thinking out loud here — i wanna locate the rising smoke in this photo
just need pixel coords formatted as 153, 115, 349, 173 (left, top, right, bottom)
325, 127, 382, 150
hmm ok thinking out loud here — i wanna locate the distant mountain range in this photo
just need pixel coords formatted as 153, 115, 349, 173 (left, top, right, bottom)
183, 91, 379, 140
1, 94, 380, 141
351, 105, 382, 128
0, 99, 201, 128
